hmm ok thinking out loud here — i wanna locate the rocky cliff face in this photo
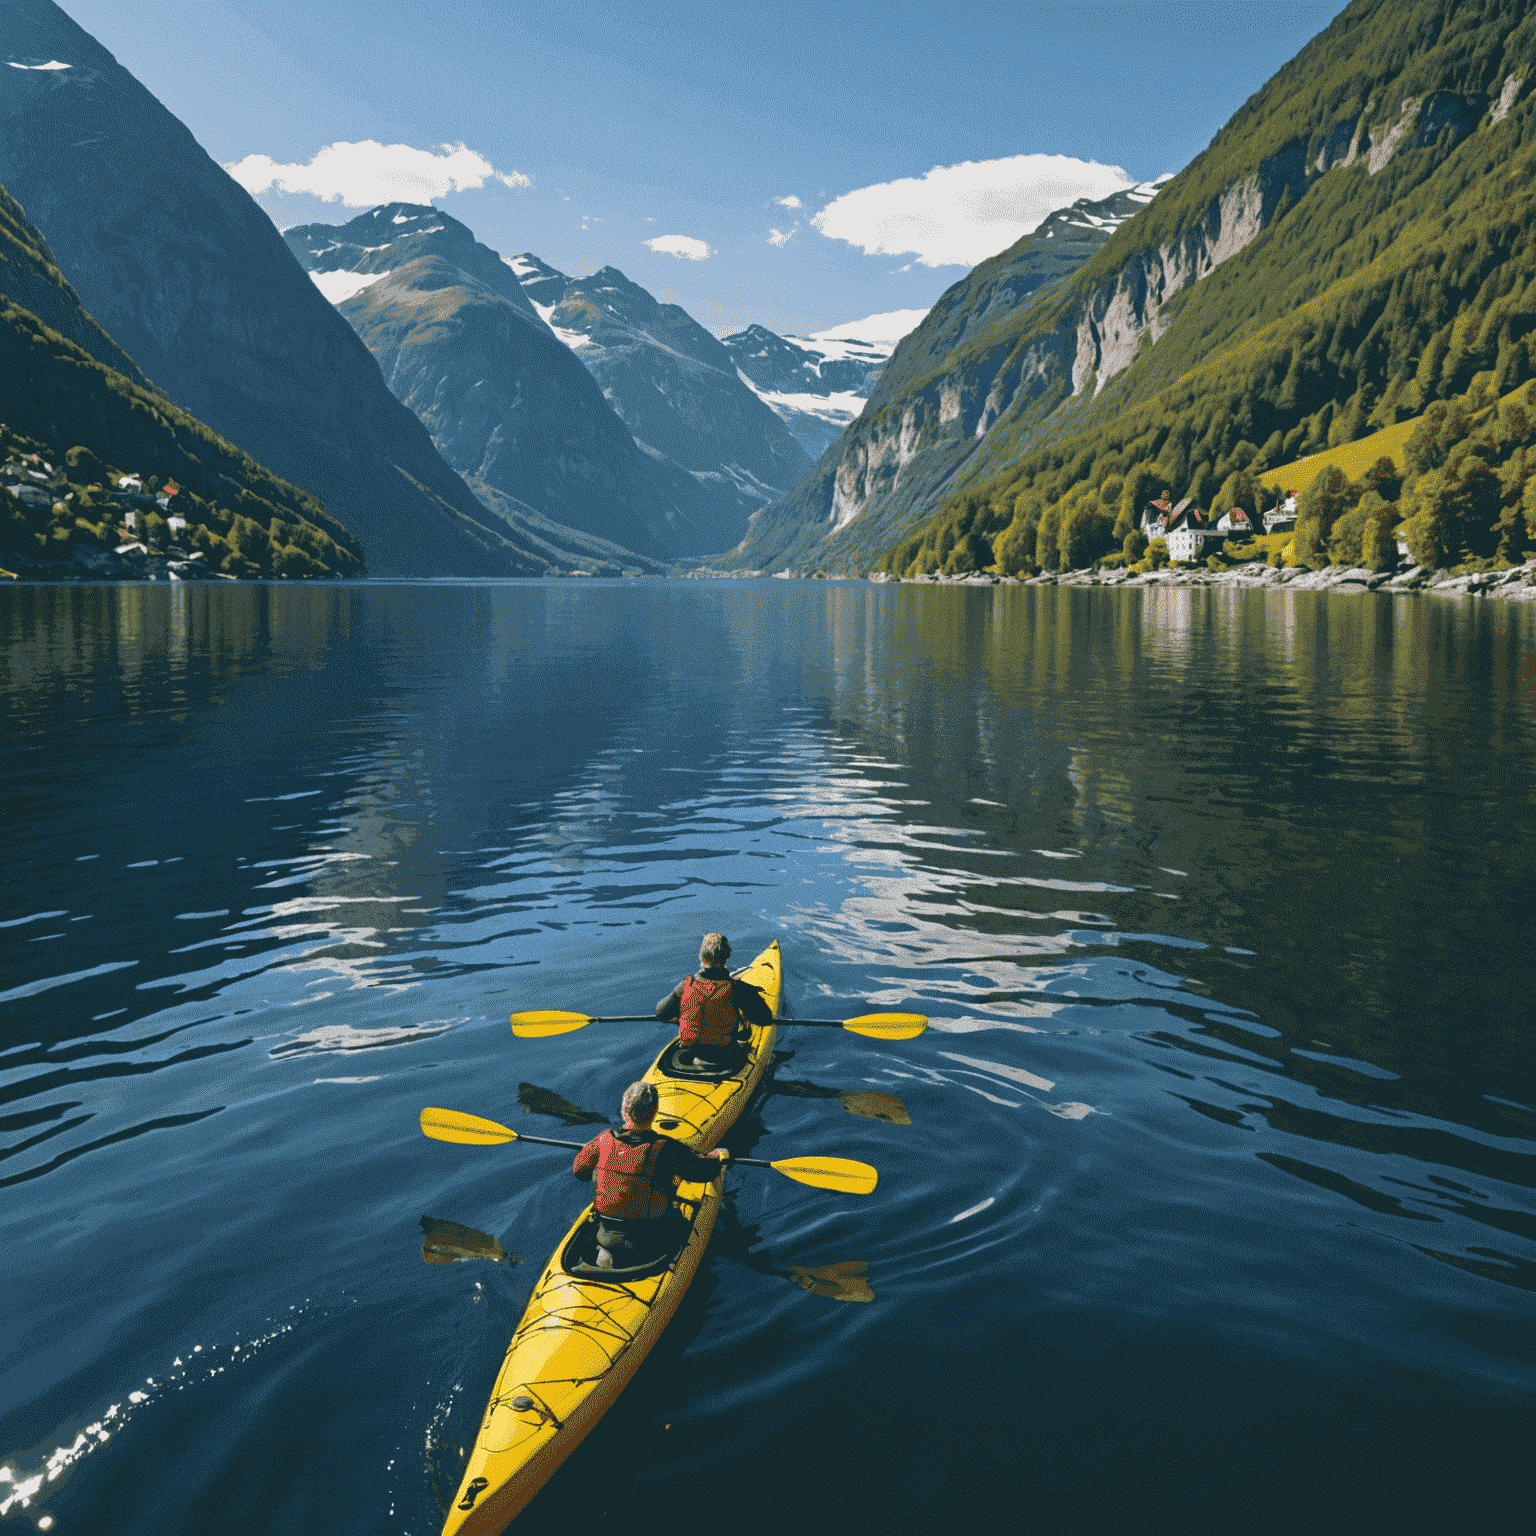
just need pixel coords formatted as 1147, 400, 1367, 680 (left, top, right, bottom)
509, 258, 811, 545
0, 0, 546, 576
780, 169, 1320, 572
720, 182, 1166, 571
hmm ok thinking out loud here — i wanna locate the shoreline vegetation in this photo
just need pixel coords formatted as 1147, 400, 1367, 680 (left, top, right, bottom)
0, 419, 364, 584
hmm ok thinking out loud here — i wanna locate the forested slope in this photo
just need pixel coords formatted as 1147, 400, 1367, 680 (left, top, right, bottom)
880, 0, 1536, 577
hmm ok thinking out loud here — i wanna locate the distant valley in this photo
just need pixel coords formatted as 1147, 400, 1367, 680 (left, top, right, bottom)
9, 0, 1525, 596
722, 319, 908, 458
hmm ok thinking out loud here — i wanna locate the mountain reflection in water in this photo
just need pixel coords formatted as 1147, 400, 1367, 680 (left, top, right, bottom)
0, 579, 1531, 1536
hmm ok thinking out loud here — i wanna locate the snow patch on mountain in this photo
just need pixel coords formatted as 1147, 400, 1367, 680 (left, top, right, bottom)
1123, 174, 1174, 204
722, 314, 920, 456
308, 268, 389, 304
752, 386, 868, 435
529, 298, 593, 351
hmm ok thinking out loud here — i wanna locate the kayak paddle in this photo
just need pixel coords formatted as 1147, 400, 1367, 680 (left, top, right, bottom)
419, 1107, 878, 1194
510, 1009, 926, 1041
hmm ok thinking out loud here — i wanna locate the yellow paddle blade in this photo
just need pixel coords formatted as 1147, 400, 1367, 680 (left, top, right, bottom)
420, 1107, 520, 1145
843, 1012, 927, 1041
510, 1010, 592, 1038
769, 1156, 878, 1195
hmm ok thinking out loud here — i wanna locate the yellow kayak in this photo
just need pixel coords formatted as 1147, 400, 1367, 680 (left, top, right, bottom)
441, 940, 782, 1535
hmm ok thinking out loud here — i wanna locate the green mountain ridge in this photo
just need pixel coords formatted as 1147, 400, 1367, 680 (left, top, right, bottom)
735, 0, 1536, 577
881, 0, 1536, 579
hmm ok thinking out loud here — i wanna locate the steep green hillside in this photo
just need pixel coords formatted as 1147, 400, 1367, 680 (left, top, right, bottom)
0, 184, 363, 578
0, 183, 146, 382
718, 181, 1167, 571
878, 0, 1536, 577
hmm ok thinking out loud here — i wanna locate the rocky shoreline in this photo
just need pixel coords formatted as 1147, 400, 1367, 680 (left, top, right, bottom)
868, 560, 1536, 600
1, 545, 234, 583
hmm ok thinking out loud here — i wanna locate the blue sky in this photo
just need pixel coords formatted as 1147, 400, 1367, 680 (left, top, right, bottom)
64, 0, 1348, 337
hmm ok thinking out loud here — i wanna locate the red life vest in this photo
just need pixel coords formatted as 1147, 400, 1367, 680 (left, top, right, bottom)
679, 975, 738, 1047
592, 1131, 672, 1220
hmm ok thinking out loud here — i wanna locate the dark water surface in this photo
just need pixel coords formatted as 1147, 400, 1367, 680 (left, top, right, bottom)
2, 580, 1532, 1535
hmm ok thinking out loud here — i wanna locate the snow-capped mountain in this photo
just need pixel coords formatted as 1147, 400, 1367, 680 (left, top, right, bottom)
286, 205, 750, 561
723, 312, 925, 457
505, 258, 812, 531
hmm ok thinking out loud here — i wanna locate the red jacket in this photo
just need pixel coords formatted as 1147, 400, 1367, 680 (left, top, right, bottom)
678, 974, 738, 1047
573, 1127, 723, 1218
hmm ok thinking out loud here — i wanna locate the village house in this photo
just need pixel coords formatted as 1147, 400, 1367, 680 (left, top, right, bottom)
1216, 506, 1255, 539
1165, 503, 1215, 563
1140, 494, 1177, 537
1139, 494, 1218, 561
1264, 493, 1299, 533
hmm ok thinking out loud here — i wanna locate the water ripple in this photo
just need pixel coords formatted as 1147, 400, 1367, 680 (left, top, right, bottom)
1, 581, 1532, 1535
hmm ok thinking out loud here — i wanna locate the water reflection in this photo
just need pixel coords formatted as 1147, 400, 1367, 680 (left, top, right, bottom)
516, 1082, 609, 1126
419, 1215, 517, 1266
1, 580, 1533, 1536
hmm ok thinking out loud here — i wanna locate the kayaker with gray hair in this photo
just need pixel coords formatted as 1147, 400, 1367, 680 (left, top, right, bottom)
655, 932, 774, 1067
573, 1080, 729, 1268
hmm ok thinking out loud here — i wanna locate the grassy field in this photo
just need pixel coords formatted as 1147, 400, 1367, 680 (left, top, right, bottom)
1276, 419, 1421, 497
1275, 379, 1536, 497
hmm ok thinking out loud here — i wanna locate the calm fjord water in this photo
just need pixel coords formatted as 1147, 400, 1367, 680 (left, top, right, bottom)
1, 579, 1532, 1535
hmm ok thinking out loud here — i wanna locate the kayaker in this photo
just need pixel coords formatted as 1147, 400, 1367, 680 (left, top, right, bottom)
655, 932, 773, 1067
573, 1080, 730, 1268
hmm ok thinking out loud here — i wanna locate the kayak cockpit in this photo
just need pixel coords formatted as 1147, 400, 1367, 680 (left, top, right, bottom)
560, 1208, 690, 1283
655, 1037, 750, 1081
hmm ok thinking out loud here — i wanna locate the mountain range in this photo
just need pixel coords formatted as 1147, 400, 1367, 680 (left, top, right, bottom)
503, 253, 812, 545
0, 0, 1175, 584
285, 208, 821, 562
0, 0, 549, 577
9, 0, 1522, 591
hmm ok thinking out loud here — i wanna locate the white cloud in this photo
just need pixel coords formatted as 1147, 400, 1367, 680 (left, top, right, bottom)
812, 153, 1132, 268
223, 140, 532, 207
812, 309, 930, 347
767, 224, 799, 248
774, 194, 803, 209
644, 234, 714, 261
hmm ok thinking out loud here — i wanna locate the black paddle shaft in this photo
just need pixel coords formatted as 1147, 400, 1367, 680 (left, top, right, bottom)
516, 1128, 763, 1166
